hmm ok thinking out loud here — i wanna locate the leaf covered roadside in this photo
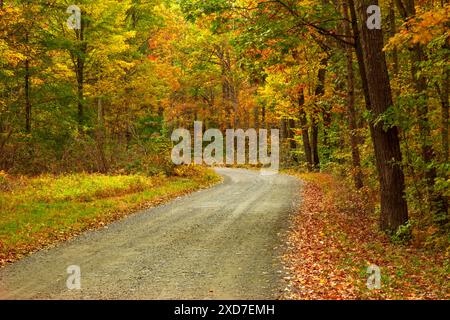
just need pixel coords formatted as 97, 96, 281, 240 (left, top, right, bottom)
281, 172, 449, 300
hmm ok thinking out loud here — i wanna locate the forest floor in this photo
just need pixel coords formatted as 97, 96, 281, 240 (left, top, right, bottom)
0, 168, 299, 299
0, 167, 220, 267
281, 172, 449, 300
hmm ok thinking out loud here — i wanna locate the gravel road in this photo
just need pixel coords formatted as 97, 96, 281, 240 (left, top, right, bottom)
0, 168, 300, 299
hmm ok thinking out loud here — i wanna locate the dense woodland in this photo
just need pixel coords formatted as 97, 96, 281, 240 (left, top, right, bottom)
0, 0, 448, 245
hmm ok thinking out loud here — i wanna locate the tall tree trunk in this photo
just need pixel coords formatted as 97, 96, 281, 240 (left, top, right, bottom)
388, 1, 399, 76
412, 43, 446, 218
280, 118, 287, 141
311, 57, 328, 170
96, 98, 108, 173
298, 91, 313, 170
396, 0, 447, 220
288, 118, 297, 150
74, 14, 85, 127
348, 0, 373, 154
436, 51, 449, 221
261, 105, 266, 129
311, 121, 320, 169
322, 105, 332, 160
440, 67, 449, 163
321, 58, 332, 159
348, 0, 372, 111
76, 60, 84, 125
232, 85, 239, 128
343, 1, 364, 189
357, 0, 408, 232
24, 56, 31, 133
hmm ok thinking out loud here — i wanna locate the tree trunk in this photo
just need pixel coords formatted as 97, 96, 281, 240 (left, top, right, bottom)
76, 59, 84, 126
357, 0, 408, 232
311, 121, 320, 170
440, 3, 449, 162
440, 67, 449, 163
436, 52, 449, 221
22, 27, 31, 133
348, 0, 371, 111
348, 0, 374, 152
280, 118, 287, 141
261, 105, 266, 129
343, 0, 364, 189
288, 118, 297, 150
311, 57, 328, 170
232, 86, 239, 128
24, 57, 31, 133
388, 1, 399, 76
396, 0, 447, 220
96, 98, 108, 173
322, 106, 332, 160
321, 59, 332, 160
298, 91, 313, 170
74, 14, 85, 127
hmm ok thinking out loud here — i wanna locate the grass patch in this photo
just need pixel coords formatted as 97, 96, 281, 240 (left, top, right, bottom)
0, 167, 221, 266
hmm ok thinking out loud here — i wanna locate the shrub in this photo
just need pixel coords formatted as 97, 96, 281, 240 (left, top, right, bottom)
391, 222, 413, 245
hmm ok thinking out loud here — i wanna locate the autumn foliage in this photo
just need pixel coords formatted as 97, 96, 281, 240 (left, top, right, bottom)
0, 0, 448, 298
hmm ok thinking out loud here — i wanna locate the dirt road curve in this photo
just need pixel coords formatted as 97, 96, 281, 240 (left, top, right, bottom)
0, 168, 300, 299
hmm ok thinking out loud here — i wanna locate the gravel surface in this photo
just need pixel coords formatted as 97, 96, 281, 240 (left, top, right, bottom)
0, 168, 300, 299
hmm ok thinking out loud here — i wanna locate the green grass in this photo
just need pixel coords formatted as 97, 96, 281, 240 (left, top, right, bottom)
0, 168, 221, 265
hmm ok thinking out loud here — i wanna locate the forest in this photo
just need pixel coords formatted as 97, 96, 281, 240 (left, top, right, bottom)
0, 0, 448, 299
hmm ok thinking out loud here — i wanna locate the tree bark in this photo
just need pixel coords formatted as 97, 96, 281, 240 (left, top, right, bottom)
74, 12, 86, 127
261, 105, 266, 129
357, 0, 408, 231
23, 27, 31, 133
348, 0, 373, 151
311, 120, 320, 169
388, 1, 399, 76
395, 0, 448, 220
311, 57, 328, 170
76, 58, 84, 126
24, 56, 31, 133
96, 98, 108, 173
322, 105, 332, 160
343, 1, 364, 189
440, 67, 449, 163
298, 90, 313, 170
288, 118, 297, 150
280, 118, 287, 141
436, 51, 449, 221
